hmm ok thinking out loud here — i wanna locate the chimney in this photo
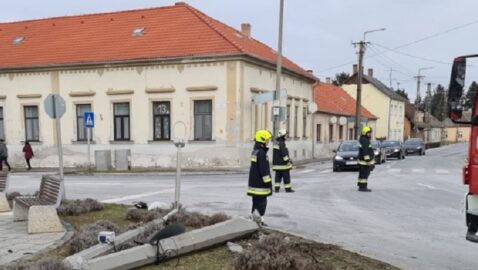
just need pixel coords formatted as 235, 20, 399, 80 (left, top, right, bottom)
367, 68, 373, 77
353, 64, 358, 74
326, 77, 331, 84
241, 23, 251, 38
306, 70, 313, 74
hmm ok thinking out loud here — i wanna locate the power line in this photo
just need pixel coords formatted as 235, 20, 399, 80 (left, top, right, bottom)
319, 18, 478, 73
371, 43, 452, 65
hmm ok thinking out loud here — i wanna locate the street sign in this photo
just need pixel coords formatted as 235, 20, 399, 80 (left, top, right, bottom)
44, 94, 66, 119
84, 112, 94, 128
252, 89, 287, 104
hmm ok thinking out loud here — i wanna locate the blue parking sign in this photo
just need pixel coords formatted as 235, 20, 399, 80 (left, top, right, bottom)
84, 112, 94, 128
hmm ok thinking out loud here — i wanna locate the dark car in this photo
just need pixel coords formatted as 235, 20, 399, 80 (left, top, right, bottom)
371, 141, 386, 164
333, 141, 360, 172
382, 140, 405, 159
404, 138, 426, 155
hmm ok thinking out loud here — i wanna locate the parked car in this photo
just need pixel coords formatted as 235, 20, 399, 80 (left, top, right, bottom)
404, 138, 426, 155
333, 140, 360, 172
382, 140, 405, 159
371, 141, 386, 164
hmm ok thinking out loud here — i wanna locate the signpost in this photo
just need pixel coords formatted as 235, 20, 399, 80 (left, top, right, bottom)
172, 121, 187, 209
43, 93, 66, 198
84, 112, 94, 172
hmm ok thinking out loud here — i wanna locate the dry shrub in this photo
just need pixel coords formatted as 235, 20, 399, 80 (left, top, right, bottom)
6, 191, 21, 201
234, 235, 326, 270
165, 209, 230, 228
125, 208, 144, 222
1, 259, 72, 270
57, 199, 103, 216
65, 220, 120, 255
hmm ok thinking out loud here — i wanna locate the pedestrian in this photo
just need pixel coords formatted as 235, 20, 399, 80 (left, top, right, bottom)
23, 141, 34, 170
247, 130, 273, 226
357, 126, 375, 192
0, 139, 11, 171
272, 129, 294, 193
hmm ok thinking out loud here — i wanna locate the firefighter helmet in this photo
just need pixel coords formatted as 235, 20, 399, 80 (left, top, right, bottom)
278, 129, 288, 137
361, 126, 372, 135
255, 130, 272, 143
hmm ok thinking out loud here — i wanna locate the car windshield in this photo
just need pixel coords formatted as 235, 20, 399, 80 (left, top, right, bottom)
338, 142, 359, 152
405, 140, 421, 145
371, 141, 380, 148
383, 141, 400, 147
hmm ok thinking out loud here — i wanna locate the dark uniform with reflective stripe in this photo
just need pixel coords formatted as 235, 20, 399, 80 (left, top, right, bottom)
357, 134, 375, 190
247, 142, 272, 216
272, 138, 293, 192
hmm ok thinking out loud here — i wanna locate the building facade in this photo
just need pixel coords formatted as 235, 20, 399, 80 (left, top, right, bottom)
0, 3, 316, 169
342, 68, 406, 141
313, 82, 377, 157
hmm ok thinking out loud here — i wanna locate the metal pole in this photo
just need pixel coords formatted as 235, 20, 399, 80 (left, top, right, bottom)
87, 128, 91, 173
53, 95, 65, 199
174, 144, 182, 209
273, 0, 284, 139
354, 41, 365, 139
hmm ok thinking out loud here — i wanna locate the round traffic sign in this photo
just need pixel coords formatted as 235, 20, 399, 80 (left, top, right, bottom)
44, 94, 66, 119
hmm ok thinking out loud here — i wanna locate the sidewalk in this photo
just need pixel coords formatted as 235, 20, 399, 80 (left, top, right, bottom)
0, 212, 68, 265
7, 157, 331, 177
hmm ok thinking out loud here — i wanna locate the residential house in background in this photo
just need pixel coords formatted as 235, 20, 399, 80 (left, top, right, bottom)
313, 81, 377, 157
0, 3, 316, 169
442, 113, 471, 143
342, 66, 407, 140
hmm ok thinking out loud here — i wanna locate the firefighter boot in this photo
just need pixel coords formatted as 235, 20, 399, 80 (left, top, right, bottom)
275, 187, 280, 193
285, 188, 295, 193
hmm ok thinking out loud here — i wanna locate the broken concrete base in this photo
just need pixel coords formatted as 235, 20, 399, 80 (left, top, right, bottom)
27, 205, 64, 234
0, 192, 9, 212
13, 200, 29, 221
86, 217, 258, 270
64, 209, 178, 269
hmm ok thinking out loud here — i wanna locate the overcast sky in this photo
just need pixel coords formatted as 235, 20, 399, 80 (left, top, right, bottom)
2, 0, 478, 100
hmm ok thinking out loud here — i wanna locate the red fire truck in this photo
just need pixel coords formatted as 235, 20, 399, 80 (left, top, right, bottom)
448, 55, 478, 242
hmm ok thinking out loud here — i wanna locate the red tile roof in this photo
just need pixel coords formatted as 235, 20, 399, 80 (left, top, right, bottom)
314, 82, 377, 119
0, 2, 314, 80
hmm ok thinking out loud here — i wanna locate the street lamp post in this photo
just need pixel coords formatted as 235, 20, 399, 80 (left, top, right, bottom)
273, 0, 285, 139
353, 28, 386, 138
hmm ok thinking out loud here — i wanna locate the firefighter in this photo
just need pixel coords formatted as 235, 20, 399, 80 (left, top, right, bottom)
272, 129, 294, 193
357, 126, 375, 192
247, 130, 273, 226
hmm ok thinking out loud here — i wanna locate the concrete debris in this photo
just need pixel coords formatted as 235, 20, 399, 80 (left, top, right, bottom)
147, 201, 168, 211
227, 241, 244, 254
86, 217, 259, 270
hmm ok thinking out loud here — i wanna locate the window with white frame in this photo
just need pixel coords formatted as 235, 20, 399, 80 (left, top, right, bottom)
194, 100, 212, 140
114, 103, 130, 141
24, 106, 39, 141
302, 107, 307, 138
294, 105, 298, 137
153, 101, 171, 140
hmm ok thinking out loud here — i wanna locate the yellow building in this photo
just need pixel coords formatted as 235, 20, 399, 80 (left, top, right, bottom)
0, 3, 316, 169
342, 67, 407, 140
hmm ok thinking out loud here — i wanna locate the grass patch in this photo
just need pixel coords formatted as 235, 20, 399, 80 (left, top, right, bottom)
62, 203, 132, 231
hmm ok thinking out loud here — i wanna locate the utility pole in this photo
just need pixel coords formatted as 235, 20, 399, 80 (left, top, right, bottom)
273, 0, 284, 139
352, 41, 366, 138
413, 67, 433, 136
396, 82, 400, 90
389, 68, 393, 88
352, 28, 385, 138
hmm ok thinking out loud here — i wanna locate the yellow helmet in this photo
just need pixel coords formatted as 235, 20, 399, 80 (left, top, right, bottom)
361, 126, 372, 135
255, 130, 272, 143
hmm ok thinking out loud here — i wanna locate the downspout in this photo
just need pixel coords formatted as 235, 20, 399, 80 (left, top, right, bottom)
312, 112, 316, 159
387, 99, 392, 140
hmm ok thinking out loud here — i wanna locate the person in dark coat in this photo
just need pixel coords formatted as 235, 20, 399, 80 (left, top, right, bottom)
23, 141, 34, 170
272, 129, 294, 192
357, 126, 375, 192
0, 139, 11, 171
247, 130, 273, 226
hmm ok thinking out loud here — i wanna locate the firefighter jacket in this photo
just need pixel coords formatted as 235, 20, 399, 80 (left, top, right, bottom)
272, 138, 292, 171
358, 135, 375, 166
247, 142, 272, 197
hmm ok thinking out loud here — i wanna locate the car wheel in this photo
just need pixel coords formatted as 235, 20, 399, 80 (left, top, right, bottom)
398, 153, 403, 160
333, 167, 339, 172
377, 156, 382, 164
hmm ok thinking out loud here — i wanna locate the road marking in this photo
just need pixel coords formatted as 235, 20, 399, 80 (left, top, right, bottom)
417, 183, 437, 190
101, 189, 175, 203
319, 169, 332, 173
435, 169, 449, 174
412, 168, 425, 173
388, 168, 401, 173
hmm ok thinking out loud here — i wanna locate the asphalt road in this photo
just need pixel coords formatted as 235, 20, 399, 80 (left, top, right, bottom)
8, 143, 477, 270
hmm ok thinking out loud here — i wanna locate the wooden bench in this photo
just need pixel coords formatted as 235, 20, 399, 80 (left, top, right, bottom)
0, 172, 10, 212
13, 175, 64, 234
